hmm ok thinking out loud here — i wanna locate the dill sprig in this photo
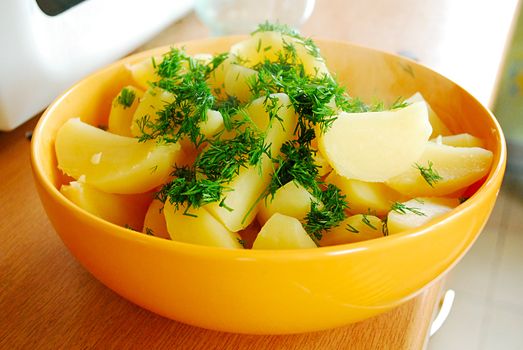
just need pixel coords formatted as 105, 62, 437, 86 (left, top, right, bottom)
415, 161, 443, 187
116, 87, 136, 108
304, 184, 349, 240
390, 202, 426, 216
137, 47, 216, 146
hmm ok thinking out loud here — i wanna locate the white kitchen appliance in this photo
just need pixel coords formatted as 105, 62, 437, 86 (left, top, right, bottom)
0, 0, 194, 131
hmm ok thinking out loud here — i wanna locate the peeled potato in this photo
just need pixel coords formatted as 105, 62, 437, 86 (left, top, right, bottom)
258, 181, 315, 225
406, 92, 451, 138
387, 197, 459, 234
318, 101, 432, 182
142, 199, 170, 239
56, 118, 183, 194
131, 87, 176, 137
60, 181, 151, 230
319, 214, 383, 246
207, 56, 233, 98
108, 86, 144, 137
325, 172, 402, 216
432, 133, 485, 148
164, 201, 243, 249
206, 94, 298, 231
127, 56, 162, 90
386, 142, 493, 197
230, 31, 330, 77
252, 213, 317, 250
224, 64, 257, 103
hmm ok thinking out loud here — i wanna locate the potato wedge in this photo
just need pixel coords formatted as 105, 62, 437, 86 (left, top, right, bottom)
387, 197, 459, 234
258, 181, 315, 225
164, 201, 243, 248
206, 94, 298, 231
56, 118, 183, 194
318, 101, 432, 182
130, 87, 176, 137
224, 63, 257, 103
60, 181, 151, 230
406, 92, 451, 138
142, 199, 170, 239
386, 142, 493, 197
432, 133, 485, 148
319, 214, 383, 246
127, 56, 162, 90
108, 86, 144, 137
325, 172, 402, 216
252, 213, 317, 250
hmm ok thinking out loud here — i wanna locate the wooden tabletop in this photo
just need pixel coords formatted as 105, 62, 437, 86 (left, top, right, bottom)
0, 0, 518, 349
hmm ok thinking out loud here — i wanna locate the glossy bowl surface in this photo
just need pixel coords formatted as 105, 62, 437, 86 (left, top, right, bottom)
31, 36, 506, 334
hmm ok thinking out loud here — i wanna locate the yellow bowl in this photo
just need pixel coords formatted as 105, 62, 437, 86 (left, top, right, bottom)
31, 36, 506, 334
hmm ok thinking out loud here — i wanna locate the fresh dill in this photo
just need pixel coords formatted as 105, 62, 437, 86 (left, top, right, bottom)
415, 161, 443, 187
390, 202, 426, 216
116, 87, 136, 108
361, 213, 377, 230
346, 224, 359, 233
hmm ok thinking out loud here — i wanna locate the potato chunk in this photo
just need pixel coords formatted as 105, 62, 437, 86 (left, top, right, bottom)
224, 63, 257, 103
142, 199, 170, 239
432, 133, 485, 148
60, 181, 151, 230
56, 118, 182, 194
206, 94, 298, 231
252, 213, 317, 250
406, 92, 451, 138
325, 172, 402, 216
127, 56, 161, 90
319, 214, 383, 246
318, 101, 432, 182
131, 87, 176, 137
108, 86, 143, 137
164, 202, 243, 248
386, 142, 493, 197
387, 198, 459, 234
230, 31, 330, 77
258, 181, 315, 225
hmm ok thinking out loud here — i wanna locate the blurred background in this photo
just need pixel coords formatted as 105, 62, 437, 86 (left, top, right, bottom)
1, 0, 522, 348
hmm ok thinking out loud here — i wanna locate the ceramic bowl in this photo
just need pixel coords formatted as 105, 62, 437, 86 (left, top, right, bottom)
31, 36, 506, 334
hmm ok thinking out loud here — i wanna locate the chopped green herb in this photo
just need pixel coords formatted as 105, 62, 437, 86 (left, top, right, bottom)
390, 202, 426, 216
415, 161, 443, 187
346, 224, 359, 233
361, 213, 377, 230
116, 87, 136, 108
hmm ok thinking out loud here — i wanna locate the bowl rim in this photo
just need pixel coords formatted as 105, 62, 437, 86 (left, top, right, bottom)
31, 36, 507, 261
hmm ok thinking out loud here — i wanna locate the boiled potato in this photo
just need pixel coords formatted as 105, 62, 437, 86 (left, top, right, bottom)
432, 133, 485, 148
406, 92, 451, 138
387, 197, 459, 234
127, 56, 162, 90
319, 214, 383, 246
386, 142, 493, 197
252, 213, 317, 249
142, 199, 170, 239
207, 56, 233, 98
224, 63, 257, 102
164, 201, 243, 248
325, 172, 402, 216
60, 180, 151, 230
108, 86, 144, 137
131, 87, 176, 137
56, 118, 183, 194
230, 31, 330, 77
206, 94, 298, 231
318, 101, 432, 182
258, 181, 315, 225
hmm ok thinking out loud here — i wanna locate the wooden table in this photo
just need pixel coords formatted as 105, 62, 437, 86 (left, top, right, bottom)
1, 0, 518, 348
